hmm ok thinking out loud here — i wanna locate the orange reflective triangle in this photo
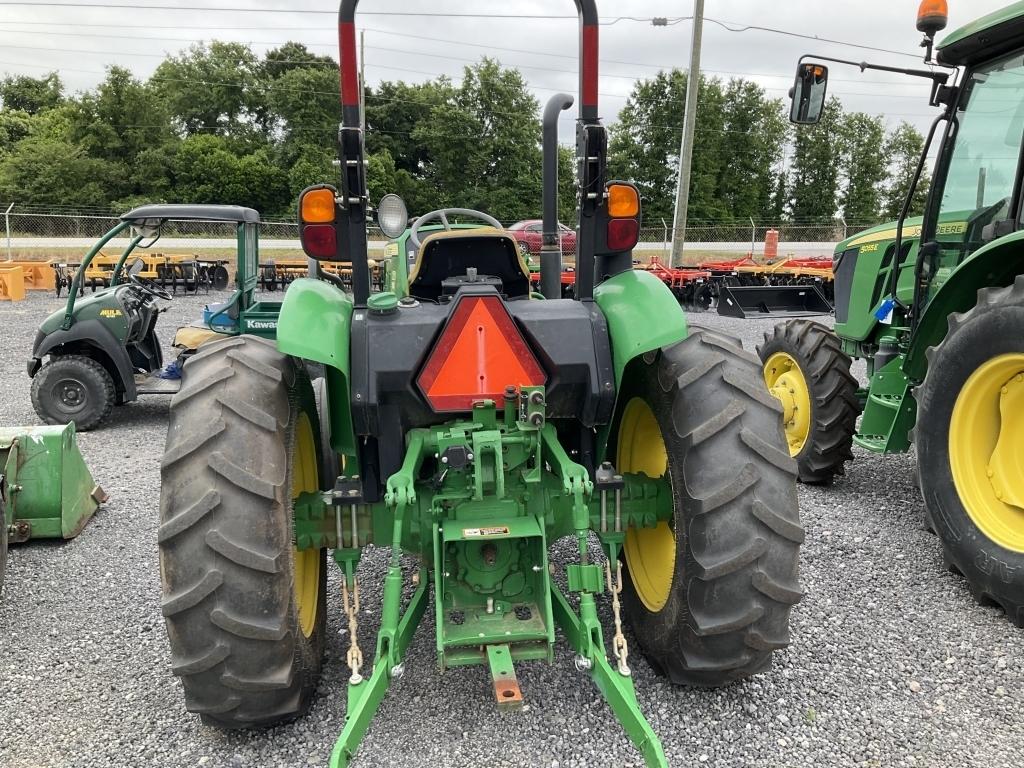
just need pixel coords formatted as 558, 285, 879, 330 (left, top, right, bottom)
418, 295, 546, 412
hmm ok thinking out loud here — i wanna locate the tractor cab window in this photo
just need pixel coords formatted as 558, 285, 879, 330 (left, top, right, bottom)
935, 50, 1024, 262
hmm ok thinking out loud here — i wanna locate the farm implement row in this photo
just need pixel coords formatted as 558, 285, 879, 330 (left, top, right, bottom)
51, 253, 230, 296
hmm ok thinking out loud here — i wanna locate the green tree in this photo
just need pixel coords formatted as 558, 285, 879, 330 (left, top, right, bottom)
881, 121, 930, 220
608, 70, 728, 225
789, 97, 844, 221
0, 73, 63, 114
170, 134, 289, 214
68, 67, 172, 168
367, 81, 451, 170
0, 109, 32, 157
152, 42, 268, 137
263, 41, 336, 80
0, 136, 125, 206
414, 59, 541, 221
839, 111, 887, 224
269, 65, 339, 164
715, 79, 788, 220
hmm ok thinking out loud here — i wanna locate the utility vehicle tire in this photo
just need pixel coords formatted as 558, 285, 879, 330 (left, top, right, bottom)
757, 320, 858, 485
615, 329, 803, 687
159, 335, 328, 727
31, 355, 116, 431
916, 277, 1024, 627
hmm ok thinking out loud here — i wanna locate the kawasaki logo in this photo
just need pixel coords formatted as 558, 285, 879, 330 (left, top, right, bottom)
245, 320, 278, 330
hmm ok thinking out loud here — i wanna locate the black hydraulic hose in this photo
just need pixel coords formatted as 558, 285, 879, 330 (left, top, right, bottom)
541, 93, 574, 300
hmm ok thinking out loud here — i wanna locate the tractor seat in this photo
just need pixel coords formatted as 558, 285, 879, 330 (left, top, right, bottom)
409, 229, 531, 302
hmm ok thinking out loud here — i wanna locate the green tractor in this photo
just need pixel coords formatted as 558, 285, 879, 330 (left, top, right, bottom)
157, 2, 802, 765
762, 0, 1024, 625
28, 205, 280, 430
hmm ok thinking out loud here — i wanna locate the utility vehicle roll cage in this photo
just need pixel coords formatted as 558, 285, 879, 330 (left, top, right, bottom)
331, 0, 616, 306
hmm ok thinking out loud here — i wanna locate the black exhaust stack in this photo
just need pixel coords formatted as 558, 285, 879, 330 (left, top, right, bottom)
541, 93, 574, 300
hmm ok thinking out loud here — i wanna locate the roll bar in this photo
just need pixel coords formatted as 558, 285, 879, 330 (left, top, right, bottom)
334, 0, 607, 306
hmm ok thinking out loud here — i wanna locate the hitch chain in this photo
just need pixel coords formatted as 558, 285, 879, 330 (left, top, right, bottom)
605, 560, 630, 677
341, 577, 364, 685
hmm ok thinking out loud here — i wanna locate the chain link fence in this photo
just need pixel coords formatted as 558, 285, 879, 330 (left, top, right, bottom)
3, 205, 873, 262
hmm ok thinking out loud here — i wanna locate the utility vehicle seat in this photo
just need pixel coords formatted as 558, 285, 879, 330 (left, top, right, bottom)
409, 229, 531, 302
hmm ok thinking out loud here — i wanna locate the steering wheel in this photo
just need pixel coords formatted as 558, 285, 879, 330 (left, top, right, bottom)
129, 271, 173, 301
408, 208, 504, 251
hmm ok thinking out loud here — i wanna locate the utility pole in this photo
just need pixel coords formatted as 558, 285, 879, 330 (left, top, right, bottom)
670, 0, 704, 267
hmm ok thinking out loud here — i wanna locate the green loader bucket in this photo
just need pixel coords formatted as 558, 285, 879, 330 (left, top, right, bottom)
0, 424, 106, 543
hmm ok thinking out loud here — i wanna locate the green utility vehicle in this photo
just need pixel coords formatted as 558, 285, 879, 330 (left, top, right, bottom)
28, 205, 281, 430
156, 2, 802, 765
762, 0, 1024, 624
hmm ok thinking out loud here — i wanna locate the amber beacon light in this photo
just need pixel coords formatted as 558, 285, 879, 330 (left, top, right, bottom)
916, 0, 948, 34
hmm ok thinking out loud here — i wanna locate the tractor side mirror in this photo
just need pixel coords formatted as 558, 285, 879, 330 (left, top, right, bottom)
789, 63, 829, 125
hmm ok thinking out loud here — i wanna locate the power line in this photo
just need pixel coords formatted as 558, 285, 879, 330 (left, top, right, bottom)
0, 24, 930, 89
0, 3, 930, 59
0, 2, 625, 20
702, 16, 924, 60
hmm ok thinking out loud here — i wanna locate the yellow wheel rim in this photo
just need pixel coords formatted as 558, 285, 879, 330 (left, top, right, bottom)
619, 398, 676, 612
949, 353, 1024, 553
293, 411, 321, 638
763, 352, 812, 456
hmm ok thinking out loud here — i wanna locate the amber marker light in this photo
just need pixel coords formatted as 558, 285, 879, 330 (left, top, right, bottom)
607, 183, 640, 218
300, 187, 337, 223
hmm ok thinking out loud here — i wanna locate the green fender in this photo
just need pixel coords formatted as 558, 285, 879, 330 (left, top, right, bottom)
594, 269, 688, 387
276, 278, 357, 458
904, 232, 1024, 382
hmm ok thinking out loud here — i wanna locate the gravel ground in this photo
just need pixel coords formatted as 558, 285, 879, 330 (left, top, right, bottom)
1, 290, 1022, 768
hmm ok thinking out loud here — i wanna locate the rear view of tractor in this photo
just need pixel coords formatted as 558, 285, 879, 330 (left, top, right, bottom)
157, 2, 802, 765
761, 0, 1024, 625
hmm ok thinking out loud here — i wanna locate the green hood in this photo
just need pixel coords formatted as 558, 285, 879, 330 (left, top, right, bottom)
835, 216, 925, 254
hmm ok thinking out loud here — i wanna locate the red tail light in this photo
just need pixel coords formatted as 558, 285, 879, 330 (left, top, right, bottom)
607, 219, 640, 251
417, 294, 546, 412
301, 224, 337, 259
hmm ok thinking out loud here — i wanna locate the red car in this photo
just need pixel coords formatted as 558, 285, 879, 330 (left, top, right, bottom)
507, 220, 577, 257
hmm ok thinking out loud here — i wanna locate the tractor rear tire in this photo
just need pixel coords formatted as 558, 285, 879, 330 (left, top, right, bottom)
31, 355, 116, 431
159, 335, 327, 727
615, 329, 803, 687
758, 320, 858, 484
916, 277, 1024, 627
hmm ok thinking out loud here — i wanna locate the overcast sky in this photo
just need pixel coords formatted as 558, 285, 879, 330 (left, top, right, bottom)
0, 0, 1013, 138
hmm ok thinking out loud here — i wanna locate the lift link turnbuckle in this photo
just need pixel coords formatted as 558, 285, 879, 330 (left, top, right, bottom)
595, 461, 626, 533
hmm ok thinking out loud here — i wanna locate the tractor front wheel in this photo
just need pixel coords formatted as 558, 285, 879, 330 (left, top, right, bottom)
917, 276, 1024, 626
616, 329, 803, 687
30, 355, 116, 431
159, 335, 327, 726
758, 320, 858, 484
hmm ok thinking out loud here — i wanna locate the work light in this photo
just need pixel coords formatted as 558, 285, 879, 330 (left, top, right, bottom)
377, 194, 409, 240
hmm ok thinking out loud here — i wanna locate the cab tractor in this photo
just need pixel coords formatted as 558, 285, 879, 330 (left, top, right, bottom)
157, 1, 802, 765
762, 0, 1024, 625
